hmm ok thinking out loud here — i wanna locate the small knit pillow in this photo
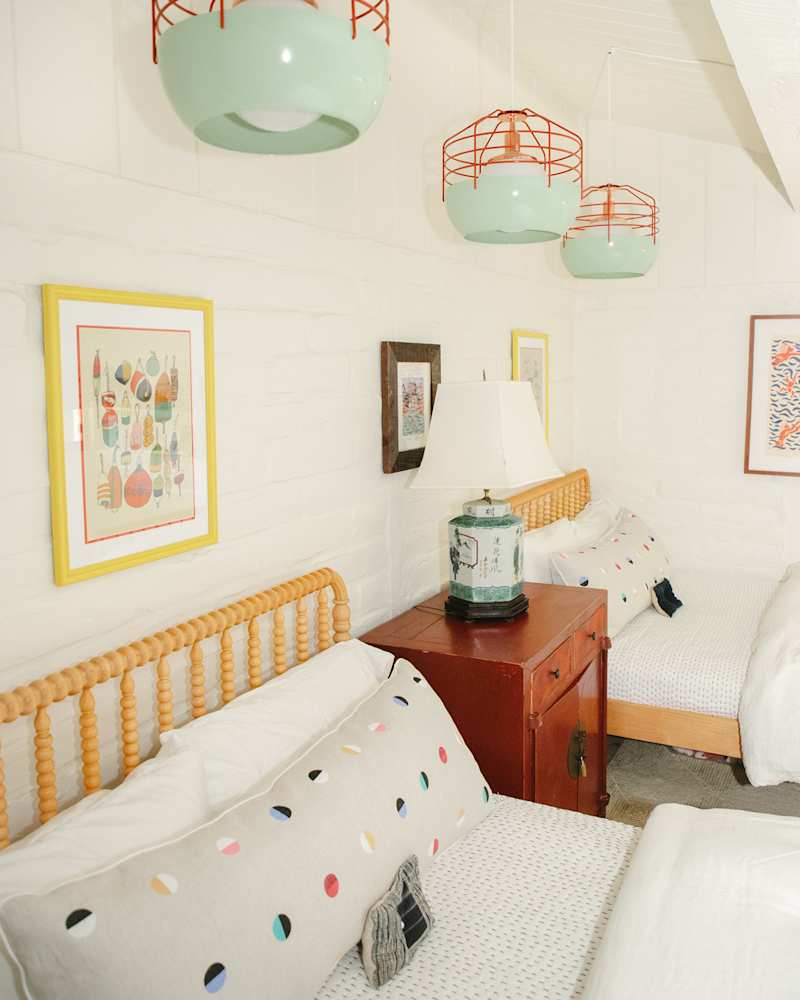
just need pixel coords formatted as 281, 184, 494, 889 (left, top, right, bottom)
361, 855, 433, 987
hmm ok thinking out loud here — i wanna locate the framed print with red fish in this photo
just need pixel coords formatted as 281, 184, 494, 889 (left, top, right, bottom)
745, 315, 800, 478
43, 285, 217, 585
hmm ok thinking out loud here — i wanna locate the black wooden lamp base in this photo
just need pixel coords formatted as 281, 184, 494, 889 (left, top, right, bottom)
444, 592, 529, 622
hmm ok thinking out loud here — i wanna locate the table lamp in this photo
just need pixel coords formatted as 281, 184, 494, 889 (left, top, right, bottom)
412, 379, 562, 621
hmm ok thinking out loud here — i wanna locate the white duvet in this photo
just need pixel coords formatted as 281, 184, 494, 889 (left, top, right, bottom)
740, 561, 800, 786
583, 803, 800, 1000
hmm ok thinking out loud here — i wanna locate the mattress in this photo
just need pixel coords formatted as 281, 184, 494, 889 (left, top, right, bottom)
608, 568, 776, 718
318, 795, 639, 1000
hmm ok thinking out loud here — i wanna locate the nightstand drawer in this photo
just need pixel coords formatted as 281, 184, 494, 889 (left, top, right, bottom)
531, 639, 573, 713
575, 607, 604, 670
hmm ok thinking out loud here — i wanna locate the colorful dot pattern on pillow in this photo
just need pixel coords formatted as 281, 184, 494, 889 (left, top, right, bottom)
0, 660, 492, 1000
549, 508, 671, 638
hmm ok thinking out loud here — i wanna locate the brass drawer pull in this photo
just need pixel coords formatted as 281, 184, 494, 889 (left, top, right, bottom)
590, 631, 597, 641
550, 668, 561, 680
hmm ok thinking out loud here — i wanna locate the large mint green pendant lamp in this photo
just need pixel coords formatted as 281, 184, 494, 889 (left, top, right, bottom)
151, 0, 390, 154
561, 184, 658, 278
441, 0, 583, 244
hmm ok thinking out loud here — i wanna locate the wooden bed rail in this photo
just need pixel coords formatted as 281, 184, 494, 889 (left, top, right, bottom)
0, 568, 351, 849
507, 468, 591, 529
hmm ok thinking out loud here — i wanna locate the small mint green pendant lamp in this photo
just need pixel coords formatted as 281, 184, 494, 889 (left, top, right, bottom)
151, 0, 390, 155
441, 0, 583, 244
562, 50, 659, 278
561, 183, 658, 278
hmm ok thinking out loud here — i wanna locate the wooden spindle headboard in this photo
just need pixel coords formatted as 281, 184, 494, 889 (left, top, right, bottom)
0, 567, 351, 849
507, 468, 591, 530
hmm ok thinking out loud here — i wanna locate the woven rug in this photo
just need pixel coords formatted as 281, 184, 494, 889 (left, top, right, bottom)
606, 738, 800, 828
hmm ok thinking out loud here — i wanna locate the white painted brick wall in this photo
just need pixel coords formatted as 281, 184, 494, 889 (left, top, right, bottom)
0, 0, 576, 834
574, 123, 800, 577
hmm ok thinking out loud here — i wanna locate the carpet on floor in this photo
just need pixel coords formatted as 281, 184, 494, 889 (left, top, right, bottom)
606, 739, 800, 828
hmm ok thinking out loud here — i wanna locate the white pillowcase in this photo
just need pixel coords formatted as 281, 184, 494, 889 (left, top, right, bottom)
0, 746, 209, 999
523, 499, 620, 584
160, 638, 394, 811
549, 508, 670, 637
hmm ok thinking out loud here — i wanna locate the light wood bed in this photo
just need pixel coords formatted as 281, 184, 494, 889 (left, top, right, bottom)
507, 469, 743, 760
0, 567, 351, 849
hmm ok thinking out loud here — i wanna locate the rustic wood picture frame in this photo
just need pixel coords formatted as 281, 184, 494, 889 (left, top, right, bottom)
381, 341, 441, 474
744, 314, 800, 478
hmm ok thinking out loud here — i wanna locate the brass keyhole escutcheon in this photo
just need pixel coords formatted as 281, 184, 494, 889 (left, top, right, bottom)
568, 723, 588, 780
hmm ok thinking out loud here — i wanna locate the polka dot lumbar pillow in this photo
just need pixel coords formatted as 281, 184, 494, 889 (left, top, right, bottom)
549, 508, 671, 637
0, 659, 491, 1000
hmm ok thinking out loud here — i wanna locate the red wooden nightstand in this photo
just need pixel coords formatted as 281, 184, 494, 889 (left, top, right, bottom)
361, 582, 611, 816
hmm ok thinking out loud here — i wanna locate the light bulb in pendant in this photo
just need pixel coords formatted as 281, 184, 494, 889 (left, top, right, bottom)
234, 0, 322, 133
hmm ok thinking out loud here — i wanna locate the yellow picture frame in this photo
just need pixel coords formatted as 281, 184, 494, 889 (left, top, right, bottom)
511, 329, 550, 440
43, 284, 218, 585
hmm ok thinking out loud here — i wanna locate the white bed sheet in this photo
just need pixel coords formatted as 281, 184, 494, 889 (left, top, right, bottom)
583, 803, 800, 999
608, 568, 776, 718
318, 796, 639, 1000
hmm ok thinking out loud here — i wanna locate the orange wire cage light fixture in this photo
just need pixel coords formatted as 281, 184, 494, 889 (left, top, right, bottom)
561, 183, 658, 278
151, 0, 390, 155
442, 108, 584, 244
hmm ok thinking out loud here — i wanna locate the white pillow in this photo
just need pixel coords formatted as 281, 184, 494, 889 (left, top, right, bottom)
523, 500, 620, 584
160, 638, 394, 811
523, 518, 577, 583
573, 498, 620, 543
549, 508, 671, 637
0, 746, 209, 999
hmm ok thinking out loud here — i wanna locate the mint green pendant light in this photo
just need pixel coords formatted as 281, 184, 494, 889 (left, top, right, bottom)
561, 184, 658, 278
442, 0, 583, 244
561, 51, 659, 278
151, 0, 390, 155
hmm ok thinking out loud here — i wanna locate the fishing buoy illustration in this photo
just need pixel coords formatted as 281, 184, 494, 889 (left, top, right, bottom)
115, 360, 132, 386
130, 404, 143, 451
153, 473, 164, 506
121, 429, 132, 479
96, 455, 111, 509
169, 354, 178, 402
130, 358, 145, 396
146, 350, 160, 377
101, 364, 118, 447
125, 461, 152, 508
143, 405, 154, 449
150, 427, 162, 474
155, 353, 172, 424
108, 447, 123, 511
135, 374, 152, 403
120, 391, 131, 426
93, 350, 101, 427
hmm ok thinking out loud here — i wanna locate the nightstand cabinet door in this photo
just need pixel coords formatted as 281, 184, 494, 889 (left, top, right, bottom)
577, 656, 606, 816
532, 683, 580, 811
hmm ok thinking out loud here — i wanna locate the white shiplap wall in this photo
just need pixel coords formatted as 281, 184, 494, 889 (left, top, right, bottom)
573, 122, 800, 577
0, 0, 576, 834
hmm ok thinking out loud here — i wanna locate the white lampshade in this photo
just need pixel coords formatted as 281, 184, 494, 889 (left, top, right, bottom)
411, 380, 562, 491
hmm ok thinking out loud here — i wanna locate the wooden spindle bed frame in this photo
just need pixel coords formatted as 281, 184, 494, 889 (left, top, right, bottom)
507, 469, 743, 761
0, 567, 351, 850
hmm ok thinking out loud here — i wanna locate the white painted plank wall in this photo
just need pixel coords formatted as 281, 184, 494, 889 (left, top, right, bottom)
0, 0, 576, 835
574, 123, 800, 577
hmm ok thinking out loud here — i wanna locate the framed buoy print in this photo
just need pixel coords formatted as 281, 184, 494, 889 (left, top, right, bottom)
511, 330, 550, 439
745, 315, 800, 478
43, 285, 217, 585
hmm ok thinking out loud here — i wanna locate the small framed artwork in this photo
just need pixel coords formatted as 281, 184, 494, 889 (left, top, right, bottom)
380, 341, 441, 473
43, 284, 218, 585
511, 330, 550, 439
745, 315, 800, 477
